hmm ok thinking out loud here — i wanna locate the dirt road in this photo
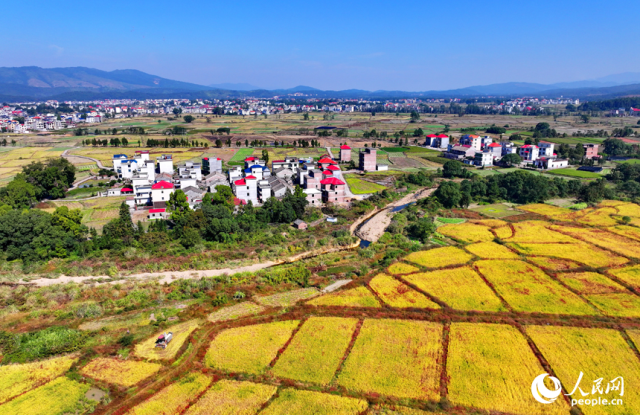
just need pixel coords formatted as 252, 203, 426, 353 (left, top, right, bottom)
355, 187, 435, 243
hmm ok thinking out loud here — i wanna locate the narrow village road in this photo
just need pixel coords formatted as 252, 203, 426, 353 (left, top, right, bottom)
62, 148, 111, 169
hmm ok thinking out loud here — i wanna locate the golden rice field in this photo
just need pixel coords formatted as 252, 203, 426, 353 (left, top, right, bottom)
307, 286, 381, 308
254, 288, 320, 307
368, 274, 440, 309
126, 373, 210, 415
387, 262, 420, 274
437, 223, 495, 242
0, 354, 78, 404
493, 225, 513, 239
527, 326, 640, 415
527, 256, 583, 271
552, 225, 640, 260
464, 241, 520, 259
272, 317, 357, 385
403, 267, 506, 312
0, 376, 90, 415
260, 388, 368, 415
507, 221, 579, 243
80, 357, 162, 387
508, 242, 628, 268
609, 264, 640, 291
183, 380, 276, 415
475, 260, 596, 315
404, 246, 473, 268
337, 319, 443, 400
205, 320, 299, 375
447, 323, 568, 415
470, 218, 508, 228
133, 320, 200, 360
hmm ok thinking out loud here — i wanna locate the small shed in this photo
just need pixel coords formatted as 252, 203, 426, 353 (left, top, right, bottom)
293, 219, 308, 230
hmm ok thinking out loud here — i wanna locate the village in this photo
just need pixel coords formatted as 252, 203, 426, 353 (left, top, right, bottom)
103, 144, 389, 222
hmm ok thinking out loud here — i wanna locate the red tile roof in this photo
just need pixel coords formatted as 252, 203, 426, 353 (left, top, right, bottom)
322, 170, 334, 175
120, 187, 133, 192
321, 177, 345, 185
245, 175, 257, 180
327, 165, 340, 171
426, 134, 438, 138
234, 179, 246, 186
318, 157, 337, 164
436, 134, 449, 138
340, 145, 351, 149
488, 143, 501, 147
245, 157, 256, 161
151, 181, 174, 190
149, 208, 165, 213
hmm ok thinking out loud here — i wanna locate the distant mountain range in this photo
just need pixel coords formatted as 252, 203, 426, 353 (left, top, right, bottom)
1, 66, 640, 102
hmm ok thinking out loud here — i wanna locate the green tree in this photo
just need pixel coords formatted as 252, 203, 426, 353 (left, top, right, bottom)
407, 218, 435, 242
102, 203, 135, 245
442, 160, 463, 178
261, 149, 270, 164
501, 153, 522, 166
410, 111, 420, 122
183, 115, 195, 123
168, 190, 190, 220
0, 178, 37, 209
433, 181, 462, 208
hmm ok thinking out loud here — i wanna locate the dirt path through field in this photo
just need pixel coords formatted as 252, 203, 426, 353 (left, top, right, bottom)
355, 187, 435, 243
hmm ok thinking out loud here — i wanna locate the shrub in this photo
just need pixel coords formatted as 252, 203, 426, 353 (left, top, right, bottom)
1, 326, 88, 363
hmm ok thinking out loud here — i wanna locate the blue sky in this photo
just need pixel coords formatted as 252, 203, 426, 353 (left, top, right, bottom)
2, 1, 639, 90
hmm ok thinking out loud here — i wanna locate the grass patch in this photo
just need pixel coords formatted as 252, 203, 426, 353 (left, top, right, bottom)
546, 168, 602, 178
344, 176, 386, 194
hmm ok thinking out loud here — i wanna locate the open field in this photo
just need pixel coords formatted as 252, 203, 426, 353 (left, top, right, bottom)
126, 373, 210, 415
0, 376, 91, 415
272, 317, 357, 385
205, 320, 299, 375
546, 168, 605, 178
369, 273, 440, 309
344, 175, 387, 194
337, 319, 443, 400
183, 380, 276, 415
80, 358, 162, 387
307, 286, 381, 308
133, 320, 200, 360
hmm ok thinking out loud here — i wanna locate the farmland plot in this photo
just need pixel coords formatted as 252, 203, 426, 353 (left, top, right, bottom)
272, 317, 357, 385
369, 274, 440, 309
205, 320, 299, 375
0, 354, 78, 404
207, 302, 265, 323
528, 326, 640, 415
507, 242, 628, 268
507, 221, 579, 243
404, 246, 473, 268
307, 286, 381, 308
338, 319, 443, 400
448, 323, 567, 414
475, 260, 596, 315
0, 377, 90, 415
464, 242, 520, 259
437, 223, 495, 243
261, 388, 368, 415
134, 320, 200, 360
126, 373, 210, 415
609, 264, 640, 291
80, 358, 162, 387
387, 262, 419, 274
551, 225, 640, 260
403, 267, 506, 312
183, 380, 276, 415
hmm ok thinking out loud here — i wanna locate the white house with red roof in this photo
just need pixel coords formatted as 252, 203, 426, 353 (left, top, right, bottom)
232, 175, 259, 204
537, 141, 555, 158
320, 177, 347, 204
339, 145, 351, 162
151, 180, 175, 204
148, 208, 168, 220
519, 145, 539, 161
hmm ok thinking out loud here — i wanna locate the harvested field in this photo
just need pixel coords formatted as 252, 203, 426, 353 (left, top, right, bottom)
551, 225, 640, 259
133, 320, 200, 360
403, 267, 506, 312
527, 257, 583, 271
205, 320, 299, 375
272, 317, 357, 385
338, 319, 443, 400
369, 274, 440, 309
